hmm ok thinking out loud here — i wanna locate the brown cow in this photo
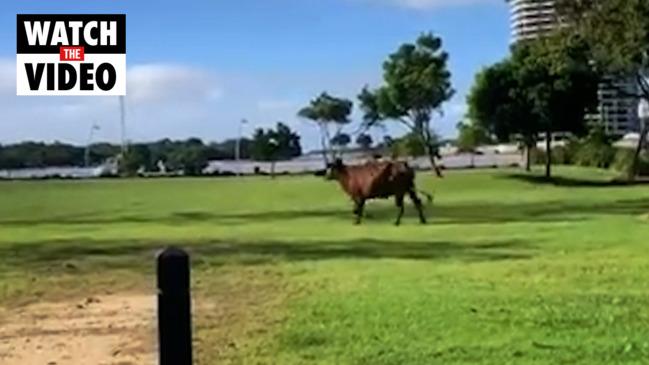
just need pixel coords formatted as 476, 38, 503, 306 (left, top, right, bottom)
327, 158, 432, 225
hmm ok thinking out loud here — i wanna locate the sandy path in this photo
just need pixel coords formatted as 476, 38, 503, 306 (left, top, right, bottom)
0, 294, 156, 365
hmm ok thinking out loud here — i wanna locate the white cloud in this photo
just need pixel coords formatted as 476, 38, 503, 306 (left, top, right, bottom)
379, 0, 498, 9
0, 59, 395, 150
127, 64, 223, 105
0, 58, 227, 145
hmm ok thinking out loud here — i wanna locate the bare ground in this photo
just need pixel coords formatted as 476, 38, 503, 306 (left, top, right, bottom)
0, 265, 291, 365
0, 294, 156, 365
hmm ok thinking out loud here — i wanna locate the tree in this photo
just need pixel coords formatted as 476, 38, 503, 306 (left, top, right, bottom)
165, 139, 209, 176
297, 92, 352, 167
390, 131, 434, 158
456, 121, 491, 167
358, 33, 454, 177
330, 133, 351, 155
118, 144, 151, 176
467, 37, 598, 177
168, 145, 209, 176
250, 122, 302, 178
356, 133, 373, 151
467, 60, 538, 171
516, 37, 599, 178
556, 0, 649, 180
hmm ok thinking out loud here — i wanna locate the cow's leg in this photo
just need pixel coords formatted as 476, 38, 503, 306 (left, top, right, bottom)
394, 193, 405, 226
408, 189, 427, 224
354, 198, 366, 225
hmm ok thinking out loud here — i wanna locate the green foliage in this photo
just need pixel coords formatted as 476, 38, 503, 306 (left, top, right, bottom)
297, 92, 353, 126
167, 144, 209, 176
612, 149, 649, 176
0, 142, 87, 169
531, 146, 575, 166
330, 133, 351, 148
298, 92, 352, 164
118, 144, 151, 176
0, 138, 259, 171
557, 0, 649, 79
455, 121, 492, 153
467, 60, 536, 145
390, 133, 424, 158
557, 0, 649, 180
468, 35, 599, 177
514, 37, 599, 137
251, 122, 302, 166
358, 32, 454, 176
355, 133, 373, 150
573, 127, 616, 168
389, 131, 442, 158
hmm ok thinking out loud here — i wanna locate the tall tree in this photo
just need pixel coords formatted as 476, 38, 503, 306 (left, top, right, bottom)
297, 92, 352, 167
514, 38, 598, 178
390, 132, 434, 159
358, 33, 454, 177
330, 132, 351, 156
467, 59, 539, 171
556, 0, 649, 180
166, 139, 209, 176
456, 121, 491, 167
250, 122, 302, 178
355, 133, 373, 151
467, 37, 598, 177
118, 144, 151, 176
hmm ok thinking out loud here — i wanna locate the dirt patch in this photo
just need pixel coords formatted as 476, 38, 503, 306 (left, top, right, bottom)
0, 294, 156, 365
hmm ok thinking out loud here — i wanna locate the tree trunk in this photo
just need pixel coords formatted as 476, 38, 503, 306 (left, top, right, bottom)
319, 124, 329, 169
545, 129, 552, 179
421, 129, 443, 178
470, 152, 475, 168
525, 145, 532, 172
270, 161, 276, 179
426, 143, 444, 177
628, 123, 648, 181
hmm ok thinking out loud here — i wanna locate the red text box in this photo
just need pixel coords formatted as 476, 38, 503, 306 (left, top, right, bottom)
60, 46, 85, 61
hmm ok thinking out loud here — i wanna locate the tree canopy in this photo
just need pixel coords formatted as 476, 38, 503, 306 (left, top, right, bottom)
456, 122, 491, 154
358, 32, 454, 177
355, 133, 373, 150
298, 92, 352, 166
556, 0, 649, 179
467, 37, 599, 176
331, 133, 352, 149
250, 122, 302, 177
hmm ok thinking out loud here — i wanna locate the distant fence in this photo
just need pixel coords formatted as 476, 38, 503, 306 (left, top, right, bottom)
0, 152, 523, 180
204, 152, 523, 176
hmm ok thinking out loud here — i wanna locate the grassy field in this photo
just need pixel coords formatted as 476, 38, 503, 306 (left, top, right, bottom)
1, 166, 649, 364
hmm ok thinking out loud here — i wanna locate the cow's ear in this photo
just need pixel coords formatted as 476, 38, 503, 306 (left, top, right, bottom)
334, 158, 344, 168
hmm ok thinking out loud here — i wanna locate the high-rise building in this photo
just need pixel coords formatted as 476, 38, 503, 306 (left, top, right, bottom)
507, 0, 639, 137
509, 0, 556, 43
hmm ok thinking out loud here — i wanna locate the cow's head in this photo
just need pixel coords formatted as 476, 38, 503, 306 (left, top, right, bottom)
325, 158, 345, 180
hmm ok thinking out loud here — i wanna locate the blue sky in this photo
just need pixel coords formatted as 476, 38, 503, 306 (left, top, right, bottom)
0, 0, 510, 149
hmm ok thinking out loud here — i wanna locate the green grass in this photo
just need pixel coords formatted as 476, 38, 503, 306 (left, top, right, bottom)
1, 166, 649, 364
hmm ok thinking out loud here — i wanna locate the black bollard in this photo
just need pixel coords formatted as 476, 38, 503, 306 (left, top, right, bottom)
157, 247, 193, 365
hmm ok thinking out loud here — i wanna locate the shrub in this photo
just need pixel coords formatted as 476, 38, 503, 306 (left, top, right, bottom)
531, 145, 575, 165
612, 149, 649, 176
573, 127, 615, 168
